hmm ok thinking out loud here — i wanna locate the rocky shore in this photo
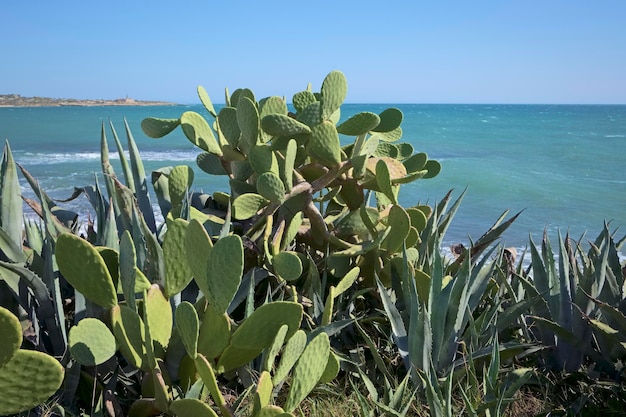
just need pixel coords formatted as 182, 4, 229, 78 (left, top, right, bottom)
0, 94, 176, 107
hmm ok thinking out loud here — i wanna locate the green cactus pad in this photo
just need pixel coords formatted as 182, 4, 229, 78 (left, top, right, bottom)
373, 126, 403, 142
197, 85, 218, 117
230, 178, 258, 196
318, 351, 340, 384
180, 111, 222, 156
236, 96, 260, 153
249, 144, 279, 175
68, 318, 116, 366
423, 159, 442, 179
229, 302, 302, 350
197, 152, 227, 175
264, 324, 288, 373
119, 230, 138, 311
336, 112, 380, 136
407, 208, 428, 232
372, 108, 403, 132
111, 305, 147, 369
198, 305, 231, 360
215, 345, 260, 373
232, 160, 254, 181
396, 142, 414, 159
320, 71, 347, 120
141, 117, 181, 138
375, 160, 397, 204
185, 218, 214, 278
297, 101, 323, 127
260, 96, 288, 117
374, 142, 399, 159
0, 349, 64, 415
176, 301, 200, 359
282, 211, 304, 249
284, 332, 330, 412
221, 144, 246, 162
308, 121, 342, 167
145, 285, 173, 350
257, 172, 286, 203
261, 114, 312, 138
334, 208, 378, 240
0, 307, 21, 368
232, 193, 269, 220
204, 235, 244, 314
415, 269, 431, 303
272, 251, 303, 281
163, 218, 193, 297
273, 329, 307, 385
56, 233, 118, 308
169, 398, 218, 417
403, 152, 428, 173
292, 90, 317, 112
169, 165, 195, 212
334, 266, 361, 297
405, 226, 420, 248
217, 107, 241, 148
384, 205, 411, 254
254, 370, 274, 413
283, 139, 297, 190
322, 286, 335, 326
195, 354, 227, 412
256, 405, 292, 417
367, 157, 407, 182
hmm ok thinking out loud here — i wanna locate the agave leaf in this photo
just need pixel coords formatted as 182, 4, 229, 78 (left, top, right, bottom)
0, 141, 23, 247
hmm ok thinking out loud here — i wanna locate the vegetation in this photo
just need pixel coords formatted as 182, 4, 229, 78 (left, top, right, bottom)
0, 71, 624, 416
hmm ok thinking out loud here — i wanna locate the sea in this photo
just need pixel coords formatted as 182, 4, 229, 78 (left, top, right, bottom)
1, 104, 625, 260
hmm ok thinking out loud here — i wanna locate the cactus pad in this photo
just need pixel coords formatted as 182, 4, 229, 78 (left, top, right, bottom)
372, 108, 403, 132
0, 307, 21, 369
111, 305, 147, 369
0, 350, 65, 415
232, 193, 269, 220
236, 96, 260, 153
197, 85, 217, 117
176, 301, 200, 359
257, 172, 286, 203
320, 70, 347, 120
334, 266, 361, 297
204, 235, 244, 314
197, 152, 227, 175
272, 251, 303, 281
384, 205, 411, 253
180, 111, 222, 156
292, 90, 316, 112
56, 233, 118, 308
217, 107, 241, 148
145, 285, 173, 350
198, 305, 231, 360
169, 398, 218, 417
403, 152, 428, 173
68, 318, 116, 366
194, 354, 227, 412
249, 145, 278, 175
141, 117, 181, 138
308, 121, 342, 167
318, 351, 340, 384
231, 302, 303, 350
261, 114, 312, 137
336, 112, 380, 136
163, 218, 193, 297
423, 159, 442, 179
284, 332, 331, 412
273, 329, 307, 385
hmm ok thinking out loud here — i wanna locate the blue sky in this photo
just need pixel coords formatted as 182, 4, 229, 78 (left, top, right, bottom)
2, 1, 625, 104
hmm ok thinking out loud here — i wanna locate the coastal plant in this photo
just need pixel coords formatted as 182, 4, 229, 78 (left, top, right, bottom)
523, 225, 626, 373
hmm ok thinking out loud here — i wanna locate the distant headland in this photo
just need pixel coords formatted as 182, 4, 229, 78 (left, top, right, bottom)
0, 94, 176, 107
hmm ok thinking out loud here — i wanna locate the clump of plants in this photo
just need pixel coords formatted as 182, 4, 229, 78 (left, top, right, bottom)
0, 70, 624, 416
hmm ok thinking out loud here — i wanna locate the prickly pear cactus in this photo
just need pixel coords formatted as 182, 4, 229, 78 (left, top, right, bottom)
69, 317, 116, 366
0, 307, 65, 415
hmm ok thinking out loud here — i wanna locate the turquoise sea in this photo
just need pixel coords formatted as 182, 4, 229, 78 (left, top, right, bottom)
1, 104, 625, 257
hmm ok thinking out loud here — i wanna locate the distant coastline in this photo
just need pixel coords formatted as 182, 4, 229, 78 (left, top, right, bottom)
0, 94, 176, 107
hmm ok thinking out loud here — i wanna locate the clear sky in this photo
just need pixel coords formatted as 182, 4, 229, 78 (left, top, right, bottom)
2, 1, 625, 104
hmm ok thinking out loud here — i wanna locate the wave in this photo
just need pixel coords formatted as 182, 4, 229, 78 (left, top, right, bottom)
15, 150, 199, 165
